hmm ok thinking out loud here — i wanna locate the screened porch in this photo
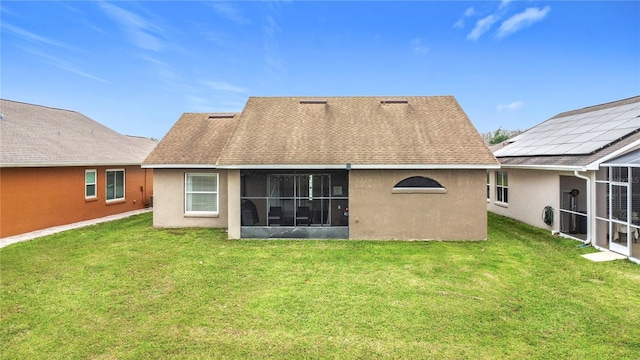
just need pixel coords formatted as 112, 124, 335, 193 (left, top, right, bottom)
595, 153, 640, 259
239, 170, 349, 238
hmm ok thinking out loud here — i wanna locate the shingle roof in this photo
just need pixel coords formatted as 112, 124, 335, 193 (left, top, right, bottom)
495, 96, 640, 168
145, 96, 498, 168
0, 99, 157, 167
143, 113, 239, 165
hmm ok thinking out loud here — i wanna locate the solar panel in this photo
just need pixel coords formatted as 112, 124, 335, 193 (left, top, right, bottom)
495, 100, 640, 157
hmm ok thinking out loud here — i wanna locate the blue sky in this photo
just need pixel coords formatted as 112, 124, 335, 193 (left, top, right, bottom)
2, 1, 639, 140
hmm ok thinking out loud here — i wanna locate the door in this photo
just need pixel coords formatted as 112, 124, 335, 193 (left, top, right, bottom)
609, 183, 630, 256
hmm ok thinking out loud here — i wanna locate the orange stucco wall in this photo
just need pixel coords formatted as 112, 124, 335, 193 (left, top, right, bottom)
0, 166, 153, 238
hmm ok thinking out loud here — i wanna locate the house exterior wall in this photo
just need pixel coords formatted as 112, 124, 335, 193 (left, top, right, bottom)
152, 168, 228, 229
0, 166, 153, 238
348, 169, 488, 240
227, 170, 241, 239
486, 168, 593, 232
487, 168, 558, 230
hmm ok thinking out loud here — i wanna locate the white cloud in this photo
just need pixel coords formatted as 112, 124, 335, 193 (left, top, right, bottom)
2, 23, 73, 49
263, 14, 286, 79
22, 46, 109, 83
200, 30, 231, 47
210, 2, 250, 25
453, 7, 476, 29
498, 0, 513, 11
98, 2, 165, 52
410, 38, 429, 54
203, 81, 249, 94
467, 15, 499, 41
497, 6, 551, 39
138, 55, 178, 81
465, 7, 476, 17
497, 101, 524, 112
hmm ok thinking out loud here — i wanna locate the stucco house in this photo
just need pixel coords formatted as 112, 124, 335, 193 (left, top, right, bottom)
143, 96, 499, 240
0, 99, 156, 238
487, 95, 640, 262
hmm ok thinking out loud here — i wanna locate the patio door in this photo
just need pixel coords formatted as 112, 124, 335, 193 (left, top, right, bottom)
609, 183, 630, 256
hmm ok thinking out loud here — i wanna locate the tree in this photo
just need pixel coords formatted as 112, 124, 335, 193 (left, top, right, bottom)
482, 127, 522, 145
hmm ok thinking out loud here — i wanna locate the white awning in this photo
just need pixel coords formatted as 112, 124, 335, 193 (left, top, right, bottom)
601, 148, 640, 167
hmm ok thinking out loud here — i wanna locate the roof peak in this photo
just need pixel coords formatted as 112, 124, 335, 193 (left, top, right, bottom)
554, 95, 640, 118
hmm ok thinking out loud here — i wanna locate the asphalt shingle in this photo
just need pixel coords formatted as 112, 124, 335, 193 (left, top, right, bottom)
145, 96, 498, 168
0, 99, 156, 166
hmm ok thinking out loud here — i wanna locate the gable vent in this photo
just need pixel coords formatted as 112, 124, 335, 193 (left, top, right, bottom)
380, 97, 408, 104
300, 98, 327, 104
208, 113, 235, 119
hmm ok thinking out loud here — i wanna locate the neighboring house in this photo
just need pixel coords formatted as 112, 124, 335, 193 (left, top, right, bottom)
488, 96, 640, 262
0, 99, 156, 238
143, 96, 499, 240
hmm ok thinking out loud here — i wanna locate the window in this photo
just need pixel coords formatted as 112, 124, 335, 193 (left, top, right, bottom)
496, 171, 508, 203
394, 176, 443, 188
185, 173, 218, 214
391, 176, 446, 194
487, 171, 490, 200
85, 170, 97, 198
106, 169, 125, 201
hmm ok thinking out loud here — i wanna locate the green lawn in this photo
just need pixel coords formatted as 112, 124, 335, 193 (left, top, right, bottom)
1, 212, 639, 359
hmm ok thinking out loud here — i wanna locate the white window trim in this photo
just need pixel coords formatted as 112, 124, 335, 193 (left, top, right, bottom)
85, 169, 97, 199
486, 170, 491, 201
185, 173, 219, 216
106, 169, 125, 202
495, 170, 508, 205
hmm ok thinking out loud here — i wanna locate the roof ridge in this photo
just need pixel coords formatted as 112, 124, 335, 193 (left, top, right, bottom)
1, 98, 84, 115
552, 95, 640, 118
246, 95, 453, 99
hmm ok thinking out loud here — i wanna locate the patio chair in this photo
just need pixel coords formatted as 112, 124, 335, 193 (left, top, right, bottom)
296, 206, 311, 226
268, 206, 282, 226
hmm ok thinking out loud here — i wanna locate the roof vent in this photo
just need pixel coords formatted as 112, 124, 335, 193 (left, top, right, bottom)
380, 97, 408, 104
300, 98, 327, 104
208, 113, 235, 119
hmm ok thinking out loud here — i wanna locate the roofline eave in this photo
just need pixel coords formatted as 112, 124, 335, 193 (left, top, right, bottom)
141, 164, 219, 169
497, 163, 586, 172
143, 163, 500, 170
214, 163, 500, 170
1, 162, 145, 168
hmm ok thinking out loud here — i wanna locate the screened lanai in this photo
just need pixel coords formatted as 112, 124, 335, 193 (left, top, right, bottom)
239, 170, 349, 238
596, 149, 640, 260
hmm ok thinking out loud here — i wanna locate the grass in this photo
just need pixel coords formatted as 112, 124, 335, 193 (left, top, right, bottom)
1, 212, 640, 359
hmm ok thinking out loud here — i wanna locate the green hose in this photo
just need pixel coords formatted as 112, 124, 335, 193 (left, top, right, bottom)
542, 206, 554, 226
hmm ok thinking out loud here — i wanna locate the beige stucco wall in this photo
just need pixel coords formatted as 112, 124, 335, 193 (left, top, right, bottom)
348, 169, 488, 240
227, 170, 241, 239
152, 168, 228, 229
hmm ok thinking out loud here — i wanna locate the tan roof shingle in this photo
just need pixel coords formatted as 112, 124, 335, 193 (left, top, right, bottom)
143, 112, 238, 166
145, 96, 498, 168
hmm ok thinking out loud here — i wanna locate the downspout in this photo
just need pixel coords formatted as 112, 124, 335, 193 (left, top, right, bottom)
574, 170, 591, 245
